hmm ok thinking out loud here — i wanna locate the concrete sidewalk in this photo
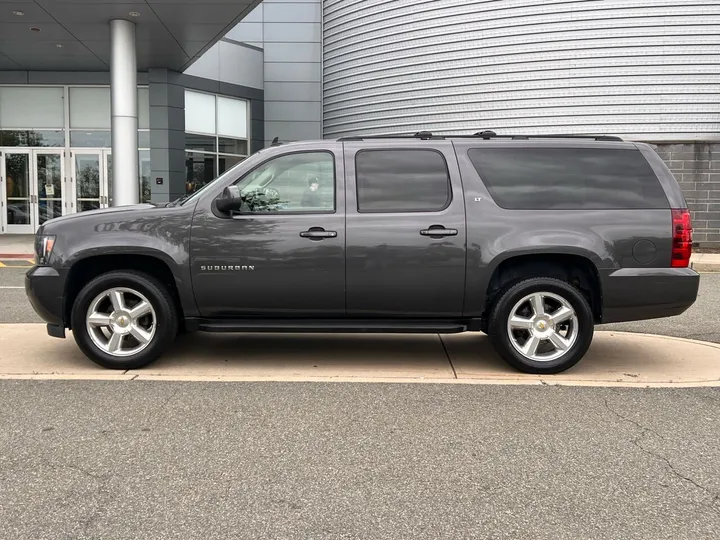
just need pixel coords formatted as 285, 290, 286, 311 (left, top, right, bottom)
1, 324, 718, 387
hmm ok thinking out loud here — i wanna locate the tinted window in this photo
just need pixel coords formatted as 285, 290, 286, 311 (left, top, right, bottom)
234, 152, 335, 213
356, 149, 451, 212
468, 148, 668, 210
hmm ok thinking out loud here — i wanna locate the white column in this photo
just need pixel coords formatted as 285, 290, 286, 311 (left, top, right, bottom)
109, 19, 138, 206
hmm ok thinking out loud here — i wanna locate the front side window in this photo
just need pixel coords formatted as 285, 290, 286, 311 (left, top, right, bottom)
234, 152, 335, 213
355, 149, 451, 213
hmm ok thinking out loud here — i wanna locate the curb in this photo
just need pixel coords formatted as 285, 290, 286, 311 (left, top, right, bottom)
692, 262, 720, 273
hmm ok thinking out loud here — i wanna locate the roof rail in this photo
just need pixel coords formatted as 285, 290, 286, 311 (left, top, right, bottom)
338, 131, 623, 142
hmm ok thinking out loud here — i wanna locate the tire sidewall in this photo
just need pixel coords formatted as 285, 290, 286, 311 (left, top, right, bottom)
490, 278, 594, 374
71, 271, 177, 369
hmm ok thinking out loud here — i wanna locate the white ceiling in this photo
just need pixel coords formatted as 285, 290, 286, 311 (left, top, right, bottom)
0, 0, 261, 71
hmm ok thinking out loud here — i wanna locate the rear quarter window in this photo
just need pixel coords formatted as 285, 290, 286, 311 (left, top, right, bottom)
468, 148, 669, 210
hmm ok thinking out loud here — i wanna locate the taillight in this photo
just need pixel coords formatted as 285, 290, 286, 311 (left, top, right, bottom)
671, 209, 692, 268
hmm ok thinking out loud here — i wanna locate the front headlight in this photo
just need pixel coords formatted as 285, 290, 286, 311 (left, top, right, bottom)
36, 235, 56, 265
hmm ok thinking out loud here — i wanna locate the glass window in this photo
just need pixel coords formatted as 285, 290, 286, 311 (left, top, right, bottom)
185, 90, 216, 135
185, 151, 217, 195
138, 130, 150, 148
69, 87, 111, 129
70, 131, 112, 148
186, 133, 216, 153
217, 96, 247, 139
468, 148, 670, 210
355, 150, 451, 213
138, 88, 150, 129
139, 150, 151, 203
218, 137, 248, 155
0, 87, 64, 129
0, 130, 64, 147
234, 152, 335, 213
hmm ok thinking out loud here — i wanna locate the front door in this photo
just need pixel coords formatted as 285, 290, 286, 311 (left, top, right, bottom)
71, 151, 109, 213
1, 149, 66, 234
343, 141, 467, 317
190, 144, 346, 317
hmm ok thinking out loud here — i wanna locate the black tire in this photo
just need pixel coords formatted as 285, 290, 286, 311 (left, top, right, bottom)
488, 277, 594, 374
71, 270, 178, 370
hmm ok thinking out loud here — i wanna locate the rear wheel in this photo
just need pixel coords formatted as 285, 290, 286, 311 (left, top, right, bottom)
488, 277, 594, 374
71, 270, 178, 369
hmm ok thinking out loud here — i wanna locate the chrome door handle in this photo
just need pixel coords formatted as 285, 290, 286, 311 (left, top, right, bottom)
420, 226, 458, 237
300, 227, 337, 240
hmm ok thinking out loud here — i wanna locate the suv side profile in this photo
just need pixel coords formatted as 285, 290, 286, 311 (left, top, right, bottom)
26, 132, 700, 374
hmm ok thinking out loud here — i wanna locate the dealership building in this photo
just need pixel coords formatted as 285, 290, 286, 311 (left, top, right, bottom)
0, 0, 718, 246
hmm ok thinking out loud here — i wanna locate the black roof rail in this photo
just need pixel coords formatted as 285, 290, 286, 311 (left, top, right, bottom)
338, 131, 623, 142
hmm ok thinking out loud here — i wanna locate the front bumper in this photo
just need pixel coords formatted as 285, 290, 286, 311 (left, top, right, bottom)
25, 266, 65, 329
600, 267, 700, 324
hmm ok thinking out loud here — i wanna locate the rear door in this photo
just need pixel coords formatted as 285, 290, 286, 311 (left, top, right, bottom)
344, 140, 467, 317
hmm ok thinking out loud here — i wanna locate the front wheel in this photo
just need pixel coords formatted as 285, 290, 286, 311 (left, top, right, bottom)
71, 270, 178, 370
488, 277, 594, 374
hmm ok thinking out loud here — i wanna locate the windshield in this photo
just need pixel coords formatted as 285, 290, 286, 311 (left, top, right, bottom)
177, 149, 266, 206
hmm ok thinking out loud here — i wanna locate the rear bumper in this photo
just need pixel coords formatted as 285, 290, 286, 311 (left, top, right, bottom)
600, 267, 700, 324
25, 266, 65, 328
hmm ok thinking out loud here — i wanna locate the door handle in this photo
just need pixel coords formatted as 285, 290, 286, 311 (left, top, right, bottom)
300, 227, 337, 240
420, 225, 458, 237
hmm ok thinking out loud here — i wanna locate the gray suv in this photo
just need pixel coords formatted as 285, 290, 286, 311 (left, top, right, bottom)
26, 132, 699, 374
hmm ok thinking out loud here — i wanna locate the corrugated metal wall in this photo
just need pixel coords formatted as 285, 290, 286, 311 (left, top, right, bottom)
323, 0, 720, 140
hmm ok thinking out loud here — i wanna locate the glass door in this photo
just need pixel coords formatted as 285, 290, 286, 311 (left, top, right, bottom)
33, 151, 65, 229
1, 150, 33, 234
72, 151, 107, 213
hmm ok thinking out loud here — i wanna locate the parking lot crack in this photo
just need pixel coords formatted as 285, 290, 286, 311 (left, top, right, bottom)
604, 396, 719, 514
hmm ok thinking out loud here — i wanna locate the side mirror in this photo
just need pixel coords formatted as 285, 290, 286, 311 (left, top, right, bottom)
215, 185, 242, 214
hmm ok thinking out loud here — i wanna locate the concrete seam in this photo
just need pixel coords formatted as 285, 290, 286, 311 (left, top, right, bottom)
438, 334, 457, 379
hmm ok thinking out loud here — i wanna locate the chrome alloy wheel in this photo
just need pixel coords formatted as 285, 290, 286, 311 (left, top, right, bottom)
85, 287, 157, 357
506, 292, 579, 362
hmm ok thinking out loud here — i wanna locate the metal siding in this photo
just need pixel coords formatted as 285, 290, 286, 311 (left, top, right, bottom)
322, 0, 720, 139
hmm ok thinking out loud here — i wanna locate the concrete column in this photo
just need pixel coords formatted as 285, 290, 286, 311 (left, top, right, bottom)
110, 19, 138, 206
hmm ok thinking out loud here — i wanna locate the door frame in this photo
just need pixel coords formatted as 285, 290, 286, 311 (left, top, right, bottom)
32, 148, 66, 231
1, 148, 66, 234
70, 148, 110, 213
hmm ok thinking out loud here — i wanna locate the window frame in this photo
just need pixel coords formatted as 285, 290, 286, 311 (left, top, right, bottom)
227, 150, 338, 216
354, 148, 453, 214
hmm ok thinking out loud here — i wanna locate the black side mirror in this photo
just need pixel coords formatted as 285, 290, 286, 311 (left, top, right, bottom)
216, 185, 242, 214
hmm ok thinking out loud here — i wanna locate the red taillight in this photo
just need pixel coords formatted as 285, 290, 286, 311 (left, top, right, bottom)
671, 209, 693, 268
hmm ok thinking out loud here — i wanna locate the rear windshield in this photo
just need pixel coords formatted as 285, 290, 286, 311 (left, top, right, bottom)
468, 148, 669, 210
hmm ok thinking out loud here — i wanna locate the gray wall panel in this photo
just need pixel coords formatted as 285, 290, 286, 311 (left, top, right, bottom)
264, 42, 322, 63
323, 0, 720, 140
263, 2, 322, 23
265, 120, 321, 141
264, 23, 321, 43
265, 62, 321, 82
266, 101, 322, 122
265, 81, 321, 102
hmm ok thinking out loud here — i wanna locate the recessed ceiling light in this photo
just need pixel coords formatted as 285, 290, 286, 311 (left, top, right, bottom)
29, 27, 41, 32
129, 11, 140, 17
13, 10, 25, 16
55, 44, 63, 48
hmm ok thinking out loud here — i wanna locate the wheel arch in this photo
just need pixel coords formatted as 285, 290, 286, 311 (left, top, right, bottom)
484, 252, 603, 323
63, 252, 186, 329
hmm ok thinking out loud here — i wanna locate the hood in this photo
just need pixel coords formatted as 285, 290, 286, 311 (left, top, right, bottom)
42, 204, 157, 226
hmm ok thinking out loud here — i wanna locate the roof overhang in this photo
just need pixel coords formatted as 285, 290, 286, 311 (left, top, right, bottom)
0, 0, 262, 72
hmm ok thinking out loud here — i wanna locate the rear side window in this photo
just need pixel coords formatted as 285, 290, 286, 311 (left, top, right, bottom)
356, 149, 451, 212
468, 148, 669, 210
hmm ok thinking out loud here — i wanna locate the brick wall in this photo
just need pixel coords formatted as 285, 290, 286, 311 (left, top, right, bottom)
652, 142, 720, 247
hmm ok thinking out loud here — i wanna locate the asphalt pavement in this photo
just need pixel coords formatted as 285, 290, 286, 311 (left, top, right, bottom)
1, 380, 719, 539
